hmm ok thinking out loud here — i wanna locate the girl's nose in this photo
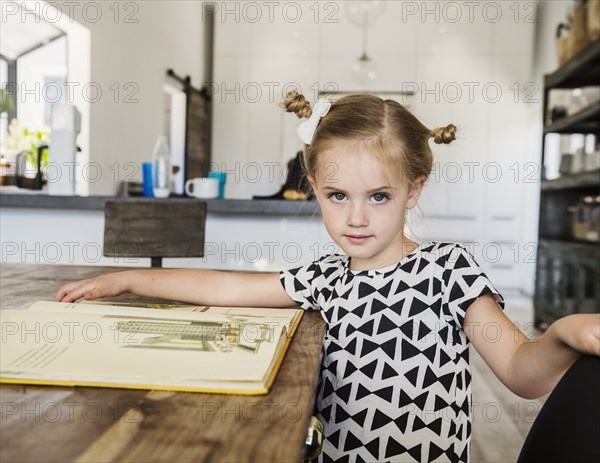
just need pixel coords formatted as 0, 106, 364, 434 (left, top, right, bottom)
347, 202, 369, 227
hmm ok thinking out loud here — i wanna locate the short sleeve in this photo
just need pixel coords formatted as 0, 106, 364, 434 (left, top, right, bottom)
442, 244, 505, 329
279, 259, 322, 311
279, 255, 343, 311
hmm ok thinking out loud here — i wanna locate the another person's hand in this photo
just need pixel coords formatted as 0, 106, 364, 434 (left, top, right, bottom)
555, 314, 600, 357
55, 272, 130, 302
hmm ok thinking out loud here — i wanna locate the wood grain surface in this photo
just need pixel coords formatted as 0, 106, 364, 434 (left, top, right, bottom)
103, 200, 207, 259
0, 264, 326, 463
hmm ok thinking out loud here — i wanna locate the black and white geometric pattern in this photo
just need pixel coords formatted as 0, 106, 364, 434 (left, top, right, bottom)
279, 242, 504, 463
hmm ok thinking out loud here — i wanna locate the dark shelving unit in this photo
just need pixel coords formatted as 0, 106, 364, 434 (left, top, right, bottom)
535, 39, 600, 329
544, 40, 600, 89
541, 169, 600, 191
543, 104, 600, 134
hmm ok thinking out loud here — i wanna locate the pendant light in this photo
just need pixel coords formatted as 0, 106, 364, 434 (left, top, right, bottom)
345, 1, 386, 86
352, 20, 376, 85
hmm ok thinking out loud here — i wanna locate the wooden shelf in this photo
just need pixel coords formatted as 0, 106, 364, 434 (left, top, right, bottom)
538, 237, 600, 250
544, 40, 600, 89
543, 103, 600, 134
541, 170, 600, 191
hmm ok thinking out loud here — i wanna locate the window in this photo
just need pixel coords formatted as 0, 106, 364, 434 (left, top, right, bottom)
0, 2, 66, 131
16, 35, 67, 129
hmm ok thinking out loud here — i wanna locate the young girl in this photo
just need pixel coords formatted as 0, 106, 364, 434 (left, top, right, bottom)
56, 92, 599, 463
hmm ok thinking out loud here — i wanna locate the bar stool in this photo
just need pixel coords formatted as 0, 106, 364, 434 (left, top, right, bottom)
103, 199, 207, 267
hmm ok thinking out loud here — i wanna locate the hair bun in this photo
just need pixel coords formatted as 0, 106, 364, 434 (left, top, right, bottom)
281, 90, 313, 119
432, 124, 457, 144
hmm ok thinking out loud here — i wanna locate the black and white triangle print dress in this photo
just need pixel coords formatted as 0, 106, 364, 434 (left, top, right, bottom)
279, 242, 504, 463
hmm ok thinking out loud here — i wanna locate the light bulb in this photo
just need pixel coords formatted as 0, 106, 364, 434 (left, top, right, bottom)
352, 53, 377, 86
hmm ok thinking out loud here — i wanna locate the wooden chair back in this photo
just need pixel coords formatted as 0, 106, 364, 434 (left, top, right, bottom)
103, 199, 207, 267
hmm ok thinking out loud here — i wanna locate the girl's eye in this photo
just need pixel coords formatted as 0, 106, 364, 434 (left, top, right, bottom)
371, 193, 390, 203
328, 192, 347, 202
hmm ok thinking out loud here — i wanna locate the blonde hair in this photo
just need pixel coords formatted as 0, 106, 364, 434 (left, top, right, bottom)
281, 91, 456, 187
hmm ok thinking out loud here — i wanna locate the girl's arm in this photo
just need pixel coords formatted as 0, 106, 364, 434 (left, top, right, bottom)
55, 269, 297, 308
464, 294, 600, 399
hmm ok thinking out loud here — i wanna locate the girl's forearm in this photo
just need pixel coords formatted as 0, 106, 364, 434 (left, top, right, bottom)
124, 268, 233, 305
56, 265, 291, 306
508, 320, 581, 399
121, 268, 291, 308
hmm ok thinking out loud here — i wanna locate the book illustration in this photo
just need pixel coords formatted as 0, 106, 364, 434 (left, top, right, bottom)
113, 317, 274, 353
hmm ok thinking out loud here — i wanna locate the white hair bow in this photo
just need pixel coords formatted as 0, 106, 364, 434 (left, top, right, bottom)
297, 98, 331, 145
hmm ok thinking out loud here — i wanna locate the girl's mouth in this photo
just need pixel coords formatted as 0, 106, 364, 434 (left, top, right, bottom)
345, 235, 371, 244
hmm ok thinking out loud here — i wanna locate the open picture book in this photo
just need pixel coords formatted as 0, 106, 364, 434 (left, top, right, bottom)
0, 300, 303, 395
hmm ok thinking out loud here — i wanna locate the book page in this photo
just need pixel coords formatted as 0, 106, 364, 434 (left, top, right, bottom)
1, 304, 302, 392
29, 301, 300, 321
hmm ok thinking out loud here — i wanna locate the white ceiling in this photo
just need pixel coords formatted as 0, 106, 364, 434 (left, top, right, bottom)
0, 2, 65, 61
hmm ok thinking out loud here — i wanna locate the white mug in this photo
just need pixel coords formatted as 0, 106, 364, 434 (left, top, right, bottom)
185, 177, 219, 198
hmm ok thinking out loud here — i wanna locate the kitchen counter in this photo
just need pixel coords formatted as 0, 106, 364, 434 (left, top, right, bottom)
0, 190, 331, 270
0, 191, 321, 216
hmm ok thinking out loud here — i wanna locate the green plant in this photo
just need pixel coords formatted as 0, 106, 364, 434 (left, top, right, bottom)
5, 119, 51, 165
0, 88, 12, 114
23, 127, 51, 166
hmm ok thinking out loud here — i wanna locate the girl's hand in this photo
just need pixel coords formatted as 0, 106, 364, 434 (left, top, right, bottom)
55, 272, 130, 303
554, 314, 600, 357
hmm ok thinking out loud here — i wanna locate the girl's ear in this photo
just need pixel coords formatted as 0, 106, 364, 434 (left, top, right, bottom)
406, 176, 426, 209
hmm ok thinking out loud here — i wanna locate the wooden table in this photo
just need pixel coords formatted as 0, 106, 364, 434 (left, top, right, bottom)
0, 264, 326, 463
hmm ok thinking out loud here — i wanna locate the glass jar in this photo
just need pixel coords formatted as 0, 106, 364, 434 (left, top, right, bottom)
570, 198, 588, 240
586, 195, 600, 242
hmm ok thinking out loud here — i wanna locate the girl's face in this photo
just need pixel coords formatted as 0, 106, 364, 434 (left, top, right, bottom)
308, 142, 424, 271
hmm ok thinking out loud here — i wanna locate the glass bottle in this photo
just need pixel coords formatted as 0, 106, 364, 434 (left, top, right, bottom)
152, 135, 171, 198
572, 197, 587, 240
586, 195, 600, 242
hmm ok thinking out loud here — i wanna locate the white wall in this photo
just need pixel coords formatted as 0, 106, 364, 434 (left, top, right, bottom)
52, 0, 206, 195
